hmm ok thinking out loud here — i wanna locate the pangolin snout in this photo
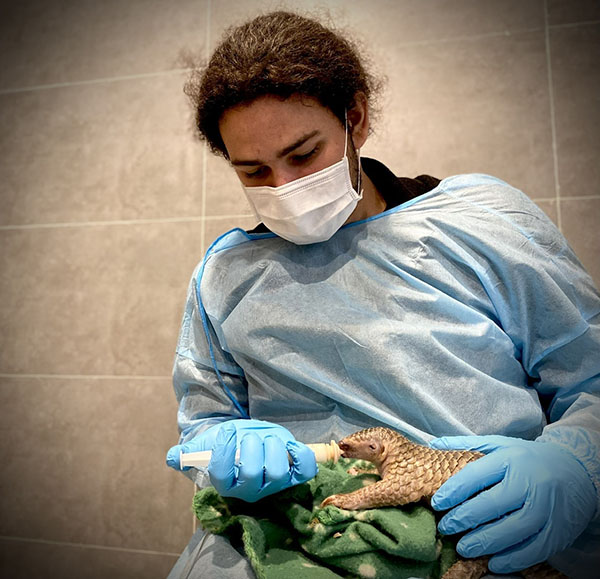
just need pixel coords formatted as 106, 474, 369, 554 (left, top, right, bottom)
338, 440, 350, 457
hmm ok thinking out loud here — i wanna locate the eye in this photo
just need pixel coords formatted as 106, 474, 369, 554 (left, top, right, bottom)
290, 145, 319, 164
369, 443, 377, 451
244, 166, 268, 179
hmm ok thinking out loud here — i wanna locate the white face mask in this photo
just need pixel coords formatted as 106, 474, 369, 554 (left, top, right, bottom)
241, 118, 363, 245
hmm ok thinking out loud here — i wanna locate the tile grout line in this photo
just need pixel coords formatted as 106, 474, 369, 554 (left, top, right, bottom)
393, 26, 545, 49
1, 196, 598, 233
0, 195, 597, 233
199, 0, 212, 258
549, 19, 600, 30
0, 68, 191, 95
544, 0, 562, 231
0, 214, 254, 232
0, 373, 170, 380
0, 195, 600, 231
200, 147, 208, 255
0, 535, 180, 557
193, 0, 213, 535
0, 22, 597, 97
551, 195, 600, 202
4, 23, 599, 97
0, 216, 205, 231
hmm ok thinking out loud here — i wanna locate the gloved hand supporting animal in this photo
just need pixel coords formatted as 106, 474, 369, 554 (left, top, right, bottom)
430, 435, 597, 574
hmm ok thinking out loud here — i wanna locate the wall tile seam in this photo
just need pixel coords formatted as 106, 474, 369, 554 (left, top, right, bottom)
549, 19, 600, 30
556, 196, 600, 203
5, 20, 598, 97
0, 19, 596, 96
199, 0, 212, 250
1, 196, 599, 233
0, 68, 191, 96
0, 373, 171, 380
544, 0, 561, 230
0, 216, 209, 231
528, 196, 600, 211
342, 26, 549, 54
0, 535, 180, 557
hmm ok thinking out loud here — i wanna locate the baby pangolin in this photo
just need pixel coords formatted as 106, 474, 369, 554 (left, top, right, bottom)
320, 427, 565, 579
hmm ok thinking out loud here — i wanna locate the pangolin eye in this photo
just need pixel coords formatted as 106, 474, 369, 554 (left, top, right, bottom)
369, 443, 377, 450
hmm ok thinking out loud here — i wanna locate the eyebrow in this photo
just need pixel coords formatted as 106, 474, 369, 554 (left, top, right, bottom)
230, 130, 320, 167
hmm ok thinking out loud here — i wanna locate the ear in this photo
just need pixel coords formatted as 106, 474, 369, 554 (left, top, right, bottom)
347, 91, 370, 149
368, 440, 382, 452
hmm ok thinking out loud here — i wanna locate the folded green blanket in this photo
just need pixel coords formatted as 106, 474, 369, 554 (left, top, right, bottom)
193, 459, 456, 579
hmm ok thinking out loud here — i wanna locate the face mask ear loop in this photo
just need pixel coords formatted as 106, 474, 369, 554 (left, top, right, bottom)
357, 148, 362, 197
344, 109, 349, 160
345, 108, 363, 197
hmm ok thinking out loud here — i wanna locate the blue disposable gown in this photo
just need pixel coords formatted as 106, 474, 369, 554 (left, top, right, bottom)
172, 173, 600, 574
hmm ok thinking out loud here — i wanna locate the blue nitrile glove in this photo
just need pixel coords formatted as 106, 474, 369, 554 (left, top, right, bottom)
166, 419, 317, 502
429, 435, 597, 574
166, 419, 232, 470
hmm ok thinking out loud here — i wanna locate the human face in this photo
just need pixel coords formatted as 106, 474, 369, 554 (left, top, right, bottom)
219, 95, 357, 189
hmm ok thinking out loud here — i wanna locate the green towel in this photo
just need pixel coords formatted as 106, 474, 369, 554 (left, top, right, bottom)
193, 459, 456, 579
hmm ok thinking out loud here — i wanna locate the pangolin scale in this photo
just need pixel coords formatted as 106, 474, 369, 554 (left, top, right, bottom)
320, 427, 565, 579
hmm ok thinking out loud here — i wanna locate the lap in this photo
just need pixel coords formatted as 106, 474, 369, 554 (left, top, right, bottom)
167, 527, 254, 579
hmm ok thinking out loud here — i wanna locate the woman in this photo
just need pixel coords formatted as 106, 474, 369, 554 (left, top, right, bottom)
166, 11, 600, 578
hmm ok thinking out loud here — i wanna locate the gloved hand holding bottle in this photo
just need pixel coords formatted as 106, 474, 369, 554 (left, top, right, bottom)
429, 435, 597, 574
166, 419, 318, 502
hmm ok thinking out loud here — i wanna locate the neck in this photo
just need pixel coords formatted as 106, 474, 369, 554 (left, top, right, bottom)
346, 171, 387, 224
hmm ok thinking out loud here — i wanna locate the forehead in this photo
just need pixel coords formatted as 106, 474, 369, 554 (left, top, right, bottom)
219, 95, 341, 159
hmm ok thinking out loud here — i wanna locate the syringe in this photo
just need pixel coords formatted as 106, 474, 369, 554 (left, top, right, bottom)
179, 440, 342, 469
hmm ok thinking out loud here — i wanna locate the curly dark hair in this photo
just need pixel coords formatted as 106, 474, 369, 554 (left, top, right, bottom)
184, 10, 382, 158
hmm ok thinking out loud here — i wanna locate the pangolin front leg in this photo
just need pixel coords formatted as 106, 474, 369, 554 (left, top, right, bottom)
322, 477, 420, 510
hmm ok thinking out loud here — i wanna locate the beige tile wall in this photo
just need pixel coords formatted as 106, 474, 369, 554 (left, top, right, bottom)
1, 1, 598, 577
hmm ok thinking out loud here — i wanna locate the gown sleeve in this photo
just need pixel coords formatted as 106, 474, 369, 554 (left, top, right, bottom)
172, 263, 250, 448
445, 178, 600, 518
